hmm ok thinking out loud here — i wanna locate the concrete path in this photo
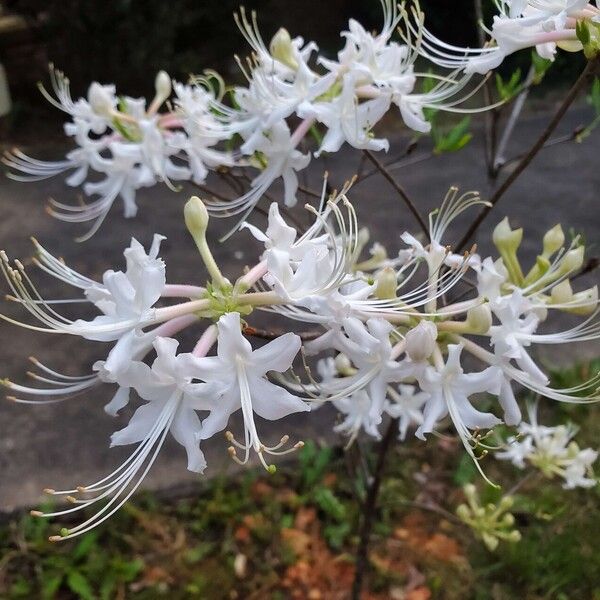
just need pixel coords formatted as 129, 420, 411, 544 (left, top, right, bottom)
0, 106, 598, 511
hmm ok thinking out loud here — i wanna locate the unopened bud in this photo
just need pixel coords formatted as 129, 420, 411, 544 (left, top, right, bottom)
559, 246, 585, 275
185, 196, 210, 238
374, 267, 397, 300
493, 218, 522, 252
542, 224, 564, 258
154, 70, 171, 102
551, 279, 574, 304
405, 320, 437, 362
567, 285, 598, 316
334, 353, 353, 376
493, 218, 524, 284
88, 82, 114, 117
269, 28, 298, 69
466, 303, 492, 334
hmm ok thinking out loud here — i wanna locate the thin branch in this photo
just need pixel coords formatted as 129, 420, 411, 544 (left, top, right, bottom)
456, 58, 599, 253
362, 150, 430, 239
351, 418, 398, 600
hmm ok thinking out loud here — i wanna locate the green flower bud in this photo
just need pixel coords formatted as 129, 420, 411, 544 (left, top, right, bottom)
542, 224, 565, 258
269, 28, 299, 70
466, 303, 493, 334
374, 267, 397, 299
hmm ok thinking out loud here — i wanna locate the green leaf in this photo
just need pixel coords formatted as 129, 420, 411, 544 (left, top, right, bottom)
66, 570, 95, 600
453, 453, 478, 486
495, 68, 522, 101
323, 522, 351, 549
73, 532, 99, 561
576, 20, 591, 47
42, 574, 64, 600
313, 487, 346, 522
531, 51, 552, 84
434, 117, 473, 154
589, 78, 600, 115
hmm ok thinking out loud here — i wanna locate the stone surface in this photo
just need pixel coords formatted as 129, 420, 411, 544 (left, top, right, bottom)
0, 106, 598, 511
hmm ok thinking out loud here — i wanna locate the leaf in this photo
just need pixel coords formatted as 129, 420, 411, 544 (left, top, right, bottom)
313, 487, 346, 522
41, 574, 63, 600
73, 532, 99, 561
495, 69, 522, 101
453, 453, 478, 486
589, 78, 600, 115
66, 570, 95, 600
434, 117, 473, 154
531, 51, 552, 83
323, 522, 351, 549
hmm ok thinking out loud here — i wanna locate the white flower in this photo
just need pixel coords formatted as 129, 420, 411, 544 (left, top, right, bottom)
489, 291, 549, 384
190, 312, 309, 469
114, 337, 218, 472
405, 320, 437, 363
298, 73, 391, 155
417, 344, 501, 448
333, 389, 382, 443
308, 317, 405, 425
75, 235, 167, 341
497, 403, 598, 489
385, 384, 428, 440
38, 336, 218, 541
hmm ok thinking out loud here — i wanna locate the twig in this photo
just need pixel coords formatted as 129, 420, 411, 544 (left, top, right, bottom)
474, 0, 498, 174
456, 58, 599, 253
242, 325, 322, 342
351, 418, 398, 600
493, 65, 537, 173
362, 150, 430, 239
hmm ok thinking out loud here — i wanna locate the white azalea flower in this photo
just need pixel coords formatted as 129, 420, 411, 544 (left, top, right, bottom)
36, 336, 219, 541
497, 402, 598, 489
417, 345, 501, 456
385, 384, 428, 441
190, 312, 309, 470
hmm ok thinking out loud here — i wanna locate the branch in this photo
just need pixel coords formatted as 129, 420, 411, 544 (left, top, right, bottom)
456, 58, 599, 253
351, 418, 398, 600
362, 150, 430, 239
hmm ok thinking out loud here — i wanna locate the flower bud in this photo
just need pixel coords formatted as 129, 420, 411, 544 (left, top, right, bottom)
405, 320, 437, 362
334, 353, 354, 376
542, 224, 564, 258
559, 246, 585, 275
374, 267, 397, 300
567, 285, 598, 316
493, 218, 522, 253
184, 197, 229, 288
88, 82, 114, 117
550, 279, 573, 305
154, 70, 172, 104
493, 218, 524, 284
269, 28, 298, 69
466, 303, 492, 334
184, 196, 209, 238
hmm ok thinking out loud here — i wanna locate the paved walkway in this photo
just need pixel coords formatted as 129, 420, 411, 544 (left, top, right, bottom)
0, 106, 598, 511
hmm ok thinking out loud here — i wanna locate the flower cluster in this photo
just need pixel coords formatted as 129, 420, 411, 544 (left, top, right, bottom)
4, 0, 493, 237
2, 181, 597, 540
419, 0, 600, 74
497, 402, 598, 488
3, 68, 234, 240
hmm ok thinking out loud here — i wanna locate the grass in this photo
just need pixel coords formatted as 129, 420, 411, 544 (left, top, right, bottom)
1, 361, 600, 599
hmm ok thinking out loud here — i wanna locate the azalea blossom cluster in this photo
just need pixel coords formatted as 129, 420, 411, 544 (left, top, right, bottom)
1, 181, 597, 540
497, 402, 598, 488
3, 0, 496, 238
419, 0, 600, 74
